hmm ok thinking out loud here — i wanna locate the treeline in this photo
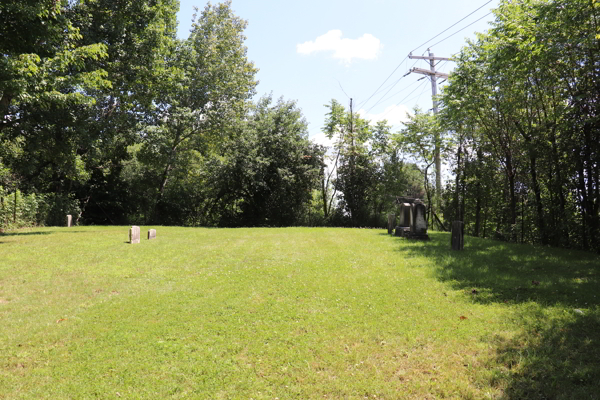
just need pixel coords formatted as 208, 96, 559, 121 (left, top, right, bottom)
438, 0, 599, 251
0, 0, 422, 229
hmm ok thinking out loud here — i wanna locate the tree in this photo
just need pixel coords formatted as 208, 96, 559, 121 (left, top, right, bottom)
397, 107, 449, 226
0, 0, 109, 125
134, 1, 259, 223
440, 0, 600, 251
321, 99, 377, 225
204, 96, 323, 226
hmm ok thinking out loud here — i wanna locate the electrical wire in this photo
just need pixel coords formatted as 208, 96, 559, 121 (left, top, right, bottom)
360, 1, 493, 111
409, 0, 492, 54
364, 58, 420, 114
356, 55, 408, 109
378, 80, 429, 120
371, 78, 422, 109
428, 12, 493, 49
411, 79, 431, 107
336, 79, 351, 100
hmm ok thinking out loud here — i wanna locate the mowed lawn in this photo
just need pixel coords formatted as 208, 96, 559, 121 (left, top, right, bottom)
1, 227, 599, 399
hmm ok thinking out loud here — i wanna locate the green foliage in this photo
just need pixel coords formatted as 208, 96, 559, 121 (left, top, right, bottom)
0, 187, 80, 229
440, 0, 600, 250
396, 107, 450, 212
201, 96, 323, 226
322, 100, 426, 226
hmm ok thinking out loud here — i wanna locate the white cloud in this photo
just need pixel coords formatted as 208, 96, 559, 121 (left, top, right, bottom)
297, 30, 382, 63
358, 104, 412, 127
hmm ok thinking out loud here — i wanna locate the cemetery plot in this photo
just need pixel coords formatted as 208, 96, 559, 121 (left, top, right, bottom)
0, 226, 598, 399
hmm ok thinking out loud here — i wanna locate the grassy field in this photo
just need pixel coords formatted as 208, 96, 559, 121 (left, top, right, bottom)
0, 226, 599, 399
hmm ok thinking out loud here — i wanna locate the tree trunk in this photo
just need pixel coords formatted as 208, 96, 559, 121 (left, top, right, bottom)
321, 164, 328, 218
577, 161, 589, 250
550, 129, 570, 246
455, 142, 462, 221
583, 124, 598, 249
506, 157, 517, 241
529, 153, 547, 245
474, 148, 483, 237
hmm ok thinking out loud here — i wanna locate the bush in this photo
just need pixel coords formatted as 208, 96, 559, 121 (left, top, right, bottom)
0, 187, 81, 230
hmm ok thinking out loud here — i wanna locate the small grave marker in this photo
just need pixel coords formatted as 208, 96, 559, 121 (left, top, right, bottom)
148, 229, 156, 240
387, 214, 396, 234
66, 214, 72, 227
129, 226, 140, 244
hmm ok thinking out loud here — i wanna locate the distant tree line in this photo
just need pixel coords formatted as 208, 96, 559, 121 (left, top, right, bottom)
5, 0, 594, 252
0, 0, 423, 230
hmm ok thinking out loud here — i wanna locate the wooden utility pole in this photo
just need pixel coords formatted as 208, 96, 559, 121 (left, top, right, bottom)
408, 50, 451, 214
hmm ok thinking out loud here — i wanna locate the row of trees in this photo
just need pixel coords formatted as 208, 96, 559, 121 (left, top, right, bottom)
6, 0, 595, 252
437, 0, 599, 251
1, 0, 423, 229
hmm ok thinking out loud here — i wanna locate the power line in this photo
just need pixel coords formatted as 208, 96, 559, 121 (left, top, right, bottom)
336, 79, 351, 100
371, 78, 422, 109
377, 80, 429, 121
364, 58, 420, 114
409, 0, 493, 54
357, 55, 408, 109
411, 79, 431, 107
428, 12, 493, 49
360, 1, 494, 112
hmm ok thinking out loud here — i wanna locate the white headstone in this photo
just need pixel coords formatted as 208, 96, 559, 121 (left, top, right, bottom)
129, 226, 140, 244
66, 214, 72, 227
148, 229, 156, 240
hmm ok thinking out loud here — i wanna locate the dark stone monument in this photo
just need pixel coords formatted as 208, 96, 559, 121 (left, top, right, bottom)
66, 214, 72, 227
148, 229, 156, 240
387, 214, 396, 234
395, 197, 429, 240
129, 226, 140, 244
451, 221, 464, 250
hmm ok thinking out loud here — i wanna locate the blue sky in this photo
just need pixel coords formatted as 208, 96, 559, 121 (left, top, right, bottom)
176, 0, 498, 147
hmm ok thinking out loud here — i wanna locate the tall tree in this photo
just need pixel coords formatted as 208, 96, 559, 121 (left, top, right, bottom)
135, 1, 258, 223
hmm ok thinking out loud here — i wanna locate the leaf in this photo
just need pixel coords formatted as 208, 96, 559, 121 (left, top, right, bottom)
459, 316, 468, 320
56, 318, 67, 323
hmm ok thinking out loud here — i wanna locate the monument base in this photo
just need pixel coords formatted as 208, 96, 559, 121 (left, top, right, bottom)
404, 231, 430, 240
394, 226, 410, 237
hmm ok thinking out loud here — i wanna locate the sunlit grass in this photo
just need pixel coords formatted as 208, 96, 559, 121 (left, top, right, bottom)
0, 227, 598, 399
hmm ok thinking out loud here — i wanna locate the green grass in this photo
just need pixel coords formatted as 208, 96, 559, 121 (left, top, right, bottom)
0, 227, 599, 399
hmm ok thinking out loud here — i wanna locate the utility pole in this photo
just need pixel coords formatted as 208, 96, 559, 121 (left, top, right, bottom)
408, 49, 451, 214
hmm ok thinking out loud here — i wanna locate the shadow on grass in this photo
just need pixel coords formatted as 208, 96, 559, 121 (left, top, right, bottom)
0, 231, 53, 237
395, 232, 600, 399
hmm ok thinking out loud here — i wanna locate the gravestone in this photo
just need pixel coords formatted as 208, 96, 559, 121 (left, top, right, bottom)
451, 221, 464, 250
398, 203, 411, 227
66, 214, 72, 227
387, 214, 396, 234
394, 196, 429, 240
405, 201, 429, 240
148, 229, 156, 240
129, 226, 140, 244
412, 202, 427, 235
